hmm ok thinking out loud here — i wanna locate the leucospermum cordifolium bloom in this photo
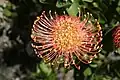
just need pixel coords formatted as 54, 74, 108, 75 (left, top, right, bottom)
113, 25, 120, 48
31, 10, 102, 69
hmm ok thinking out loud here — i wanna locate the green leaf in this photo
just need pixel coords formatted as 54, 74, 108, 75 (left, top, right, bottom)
90, 64, 98, 68
70, 0, 74, 3
92, 2, 98, 8
118, 0, 120, 6
56, 0, 71, 8
39, 62, 52, 76
6, 2, 12, 10
98, 13, 107, 24
66, 2, 79, 16
47, 73, 57, 80
98, 53, 105, 60
114, 69, 120, 78
39, 0, 49, 4
116, 7, 120, 13
116, 48, 120, 55
3, 9, 12, 17
95, 75, 104, 80
83, 67, 92, 77
98, 17, 105, 24
82, 0, 93, 3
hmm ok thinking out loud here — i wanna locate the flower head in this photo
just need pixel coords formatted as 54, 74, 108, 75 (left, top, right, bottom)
113, 25, 120, 48
31, 11, 102, 69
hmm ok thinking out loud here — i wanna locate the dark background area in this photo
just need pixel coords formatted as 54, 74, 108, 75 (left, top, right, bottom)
0, 0, 120, 80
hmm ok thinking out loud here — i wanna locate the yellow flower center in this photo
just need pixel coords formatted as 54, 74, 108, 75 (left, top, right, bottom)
52, 16, 85, 53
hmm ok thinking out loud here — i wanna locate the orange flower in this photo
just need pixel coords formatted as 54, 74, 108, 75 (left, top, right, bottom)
113, 25, 120, 48
31, 11, 102, 69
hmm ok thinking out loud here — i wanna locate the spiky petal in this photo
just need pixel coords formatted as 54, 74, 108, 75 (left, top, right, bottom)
113, 25, 120, 48
31, 11, 102, 69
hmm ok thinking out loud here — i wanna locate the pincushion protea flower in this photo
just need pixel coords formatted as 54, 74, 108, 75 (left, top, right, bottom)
113, 25, 120, 48
31, 11, 102, 69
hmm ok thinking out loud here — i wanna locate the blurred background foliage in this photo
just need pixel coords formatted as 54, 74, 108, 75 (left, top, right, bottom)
0, 0, 120, 80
